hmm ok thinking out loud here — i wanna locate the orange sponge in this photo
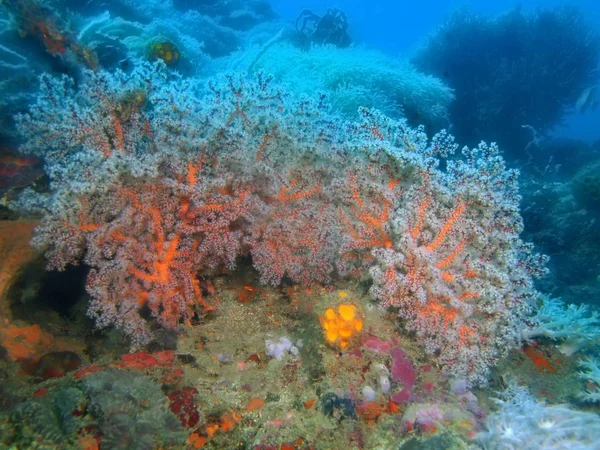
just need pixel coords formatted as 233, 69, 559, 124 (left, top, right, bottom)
320, 303, 363, 349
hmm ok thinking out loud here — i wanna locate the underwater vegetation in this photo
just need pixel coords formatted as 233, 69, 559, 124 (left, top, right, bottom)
81, 369, 187, 449
10, 383, 86, 445
413, 6, 600, 158
6, 366, 187, 449
517, 141, 600, 306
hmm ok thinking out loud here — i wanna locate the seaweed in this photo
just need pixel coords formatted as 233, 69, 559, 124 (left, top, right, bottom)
81, 369, 186, 450
10, 384, 85, 446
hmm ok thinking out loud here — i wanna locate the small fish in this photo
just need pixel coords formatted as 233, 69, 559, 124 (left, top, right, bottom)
20, 351, 82, 379
576, 85, 599, 114
0, 153, 45, 194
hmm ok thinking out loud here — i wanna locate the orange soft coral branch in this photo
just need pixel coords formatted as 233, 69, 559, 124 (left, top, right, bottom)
147, 205, 166, 249
458, 292, 479, 301
408, 197, 476, 298
80, 125, 112, 158
349, 175, 364, 208
256, 128, 278, 161
275, 183, 321, 202
191, 189, 251, 216
272, 170, 321, 203
340, 175, 395, 250
225, 100, 251, 128
458, 325, 475, 345
187, 161, 201, 187
119, 187, 145, 210
409, 197, 430, 241
419, 300, 458, 330
71, 197, 101, 232
115, 189, 187, 286
110, 188, 213, 326
356, 200, 393, 248
425, 199, 466, 252
186, 149, 207, 187
340, 203, 393, 250
436, 240, 466, 269
130, 234, 180, 285
111, 111, 125, 152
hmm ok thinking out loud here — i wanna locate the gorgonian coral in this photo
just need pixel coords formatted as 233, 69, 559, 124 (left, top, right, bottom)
13, 63, 545, 383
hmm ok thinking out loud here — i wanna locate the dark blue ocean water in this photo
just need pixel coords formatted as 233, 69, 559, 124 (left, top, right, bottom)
271, 0, 600, 141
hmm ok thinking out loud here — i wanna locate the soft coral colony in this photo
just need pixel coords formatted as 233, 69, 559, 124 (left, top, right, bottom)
12, 62, 547, 386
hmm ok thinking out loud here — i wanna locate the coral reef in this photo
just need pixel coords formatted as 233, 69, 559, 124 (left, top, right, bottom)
231, 41, 453, 129
9, 63, 545, 384
368, 135, 547, 385
1, 1, 599, 448
3, 365, 186, 449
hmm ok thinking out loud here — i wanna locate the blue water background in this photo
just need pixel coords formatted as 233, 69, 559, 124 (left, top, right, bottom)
271, 0, 600, 142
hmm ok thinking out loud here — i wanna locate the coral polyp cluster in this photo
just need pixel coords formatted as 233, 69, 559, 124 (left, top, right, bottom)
11, 63, 546, 384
